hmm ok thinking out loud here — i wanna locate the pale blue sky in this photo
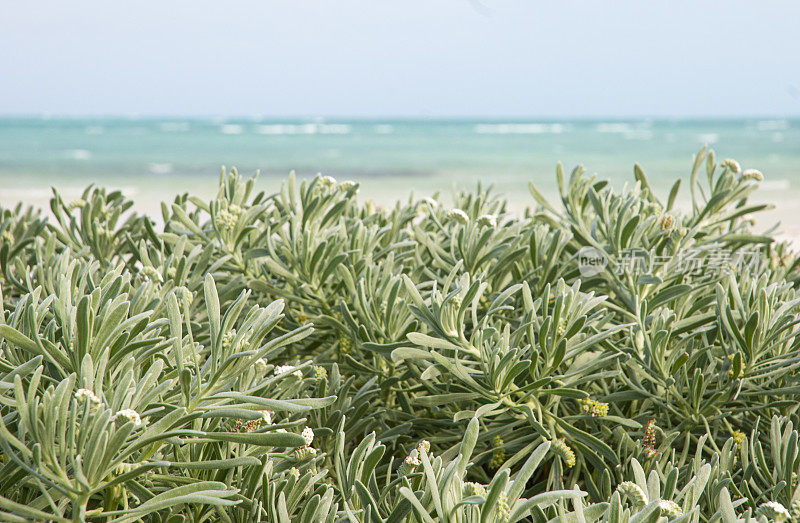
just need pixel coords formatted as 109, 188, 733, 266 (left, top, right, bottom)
1, 0, 798, 117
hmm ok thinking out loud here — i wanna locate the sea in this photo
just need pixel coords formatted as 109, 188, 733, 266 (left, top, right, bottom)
1, 117, 798, 232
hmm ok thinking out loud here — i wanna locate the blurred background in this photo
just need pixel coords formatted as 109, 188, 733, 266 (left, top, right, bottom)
1, 1, 798, 229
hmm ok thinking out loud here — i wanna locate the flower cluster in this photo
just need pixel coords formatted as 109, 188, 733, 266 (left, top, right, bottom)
447, 208, 469, 224
643, 419, 658, 457
616, 481, 647, 507
293, 446, 318, 460
338, 332, 353, 355
274, 364, 303, 379
658, 500, 683, 518
214, 207, 239, 232
476, 214, 497, 227
551, 438, 576, 468
174, 285, 194, 306
496, 491, 510, 522
721, 158, 741, 173
490, 435, 506, 469
732, 429, 746, 449
399, 440, 432, 475
728, 361, 744, 379
462, 482, 487, 498
319, 175, 336, 187
580, 397, 609, 417
75, 388, 102, 406
404, 455, 421, 467
339, 180, 357, 192
114, 409, 144, 428
291, 426, 318, 461
756, 501, 790, 522
233, 418, 262, 432
221, 329, 248, 352
302, 427, 314, 446
659, 214, 675, 231
742, 169, 764, 182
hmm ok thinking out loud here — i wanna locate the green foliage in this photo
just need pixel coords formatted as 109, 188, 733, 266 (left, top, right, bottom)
1, 151, 799, 521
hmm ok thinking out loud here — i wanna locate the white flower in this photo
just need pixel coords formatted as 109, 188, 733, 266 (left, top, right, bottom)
658, 500, 683, 518
302, 426, 314, 445
463, 482, 487, 497
261, 411, 273, 424
114, 409, 144, 427
447, 209, 469, 224
339, 180, 357, 192
276, 428, 288, 433
616, 481, 647, 506
214, 208, 238, 231
721, 158, 741, 173
757, 501, 790, 522
221, 329, 237, 350
421, 197, 438, 208
477, 214, 497, 227
274, 365, 303, 379
319, 175, 336, 187
404, 455, 421, 466
75, 388, 101, 406
742, 168, 764, 181
254, 358, 268, 374
417, 440, 430, 453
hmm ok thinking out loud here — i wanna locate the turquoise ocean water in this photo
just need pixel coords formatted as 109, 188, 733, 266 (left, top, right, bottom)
1, 117, 798, 227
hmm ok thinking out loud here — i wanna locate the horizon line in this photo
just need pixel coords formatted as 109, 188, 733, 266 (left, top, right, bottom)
1, 113, 799, 122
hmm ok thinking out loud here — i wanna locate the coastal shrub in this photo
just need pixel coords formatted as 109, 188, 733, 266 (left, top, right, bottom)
1, 147, 799, 521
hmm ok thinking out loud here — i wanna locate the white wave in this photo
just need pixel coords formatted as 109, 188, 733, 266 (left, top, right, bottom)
220, 124, 244, 135
474, 123, 564, 134
85, 126, 104, 135
148, 163, 174, 175
698, 133, 718, 144
321, 124, 351, 134
160, 122, 190, 132
374, 124, 394, 134
67, 149, 91, 160
256, 124, 296, 135
255, 123, 352, 135
595, 123, 632, 133
757, 120, 788, 131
